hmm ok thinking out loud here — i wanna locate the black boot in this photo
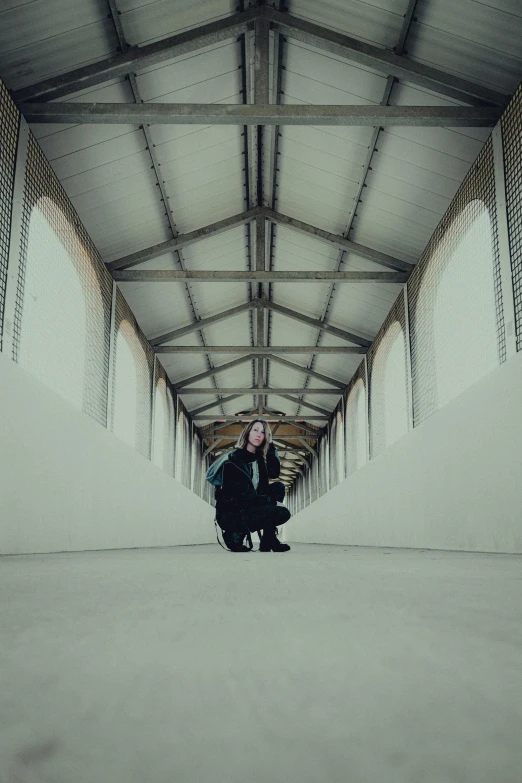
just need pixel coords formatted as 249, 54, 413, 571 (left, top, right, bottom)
223, 529, 251, 552
259, 526, 291, 552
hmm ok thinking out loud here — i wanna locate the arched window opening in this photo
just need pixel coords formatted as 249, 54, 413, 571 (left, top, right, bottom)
370, 321, 409, 457
345, 379, 367, 477
17, 197, 105, 418
112, 321, 139, 449
413, 199, 499, 421
153, 378, 175, 475
336, 408, 345, 482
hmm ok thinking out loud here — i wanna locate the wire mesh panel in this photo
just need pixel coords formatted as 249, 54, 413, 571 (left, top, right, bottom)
345, 361, 368, 478
0, 81, 19, 352
110, 288, 154, 458
153, 361, 176, 477
407, 137, 505, 427
367, 295, 410, 459
13, 134, 113, 425
502, 83, 522, 350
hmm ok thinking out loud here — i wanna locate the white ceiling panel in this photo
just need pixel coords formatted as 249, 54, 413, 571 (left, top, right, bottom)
69, 168, 160, 214
118, 0, 234, 46
292, 0, 407, 48
0, 0, 118, 88
48, 130, 148, 180
59, 149, 154, 199
93, 216, 171, 263
409, 0, 522, 91
136, 43, 240, 101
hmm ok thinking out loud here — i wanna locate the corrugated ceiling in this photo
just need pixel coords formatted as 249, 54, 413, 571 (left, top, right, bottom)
1, 0, 521, 454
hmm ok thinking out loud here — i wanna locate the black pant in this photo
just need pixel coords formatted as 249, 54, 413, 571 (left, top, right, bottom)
217, 482, 291, 534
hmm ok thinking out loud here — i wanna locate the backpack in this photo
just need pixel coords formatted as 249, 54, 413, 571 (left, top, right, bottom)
205, 451, 232, 487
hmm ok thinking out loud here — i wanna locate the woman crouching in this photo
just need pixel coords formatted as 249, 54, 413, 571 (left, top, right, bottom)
207, 420, 291, 552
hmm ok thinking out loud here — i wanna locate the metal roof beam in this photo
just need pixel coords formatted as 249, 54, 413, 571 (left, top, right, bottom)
263, 209, 412, 272
150, 301, 255, 346
275, 394, 331, 416
189, 395, 246, 416
265, 7, 509, 107
156, 346, 365, 354
205, 433, 319, 439
20, 103, 502, 126
113, 270, 408, 283
260, 298, 371, 346
178, 387, 342, 394
298, 438, 318, 459
13, 8, 259, 103
171, 355, 256, 388
265, 354, 346, 388
107, 208, 261, 271
202, 438, 224, 458
193, 415, 328, 421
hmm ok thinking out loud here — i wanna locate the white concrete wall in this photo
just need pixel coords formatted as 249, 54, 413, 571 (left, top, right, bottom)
286, 350, 522, 554
0, 353, 215, 554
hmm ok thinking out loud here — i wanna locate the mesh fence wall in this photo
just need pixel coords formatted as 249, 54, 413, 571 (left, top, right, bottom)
367, 294, 410, 459
153, 361, 176, 477
13, 133, 113, 426
407, 137, 505, 426
502, 83, 522, 350
111, 288, 154, 458
0, 81, 19, 352
345, 361, 367, 478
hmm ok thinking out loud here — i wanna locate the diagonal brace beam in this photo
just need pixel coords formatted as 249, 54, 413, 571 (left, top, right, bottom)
151, 301, 255, 346
265, 7, 509, 107
172, 354, 257, 388
106, 208, 261, 271
261, 298, 371, 347
263, 208, 413, 272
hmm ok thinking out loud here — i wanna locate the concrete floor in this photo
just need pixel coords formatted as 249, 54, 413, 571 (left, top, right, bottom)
1, 544, 522, 783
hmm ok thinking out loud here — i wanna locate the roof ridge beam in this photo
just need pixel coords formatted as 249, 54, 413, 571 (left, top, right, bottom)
19, 103, 502, 126
106, 208, 262, 271
261, 208, 412, 272
150, 301, 255, 346
264, 7, 509, 107
13, 8, 259, 103
259, 297, 371, 347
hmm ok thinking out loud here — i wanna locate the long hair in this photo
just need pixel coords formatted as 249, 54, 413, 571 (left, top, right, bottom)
235, 419, 272, 458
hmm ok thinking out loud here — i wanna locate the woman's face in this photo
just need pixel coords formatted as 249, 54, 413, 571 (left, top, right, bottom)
248, 422, 265, 450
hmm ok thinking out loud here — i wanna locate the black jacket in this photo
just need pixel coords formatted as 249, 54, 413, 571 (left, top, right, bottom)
215, 444, 281, 514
